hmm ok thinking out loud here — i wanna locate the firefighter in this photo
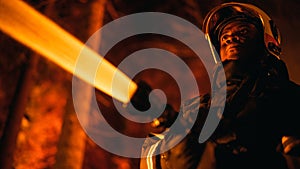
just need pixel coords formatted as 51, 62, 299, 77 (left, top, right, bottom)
130, 2, 300, 169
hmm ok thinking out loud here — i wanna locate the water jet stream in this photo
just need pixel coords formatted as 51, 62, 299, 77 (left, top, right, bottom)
0, 0, 137, 103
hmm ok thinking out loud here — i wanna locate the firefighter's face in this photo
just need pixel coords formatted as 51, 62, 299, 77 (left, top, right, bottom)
219, 21, 262, 63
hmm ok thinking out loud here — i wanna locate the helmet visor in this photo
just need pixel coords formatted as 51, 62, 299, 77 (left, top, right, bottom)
204, 4, 262, 47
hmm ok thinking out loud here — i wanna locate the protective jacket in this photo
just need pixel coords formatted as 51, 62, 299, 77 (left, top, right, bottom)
140, 59, 300, 169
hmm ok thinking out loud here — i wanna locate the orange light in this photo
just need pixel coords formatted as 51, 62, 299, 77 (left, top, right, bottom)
0, 0, 137, 103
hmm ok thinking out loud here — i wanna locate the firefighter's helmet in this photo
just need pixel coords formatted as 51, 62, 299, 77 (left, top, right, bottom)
202, 2, 281, 60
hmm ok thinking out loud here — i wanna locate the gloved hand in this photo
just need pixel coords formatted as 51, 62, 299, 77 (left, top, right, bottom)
127, 80, 178, 129
130, 80, 152, 112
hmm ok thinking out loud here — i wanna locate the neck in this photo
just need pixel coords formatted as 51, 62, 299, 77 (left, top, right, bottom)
222, 60, 260, 80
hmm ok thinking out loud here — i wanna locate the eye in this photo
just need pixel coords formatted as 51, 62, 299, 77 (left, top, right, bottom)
220, 34, 229, 42
239, 28, 248, 35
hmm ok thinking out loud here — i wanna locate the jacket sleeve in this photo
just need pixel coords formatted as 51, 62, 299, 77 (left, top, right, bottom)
280, 81, 300, 160
140, 94, 211, 169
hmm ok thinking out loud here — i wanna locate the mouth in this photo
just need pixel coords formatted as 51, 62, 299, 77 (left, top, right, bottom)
221, 45, 242, 62
226, 45, 242, 53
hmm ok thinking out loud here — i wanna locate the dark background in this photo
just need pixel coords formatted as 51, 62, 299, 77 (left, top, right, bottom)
0, 0, 299, 169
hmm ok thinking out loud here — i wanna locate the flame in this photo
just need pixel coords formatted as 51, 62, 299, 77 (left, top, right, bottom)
0, 0, 137, 103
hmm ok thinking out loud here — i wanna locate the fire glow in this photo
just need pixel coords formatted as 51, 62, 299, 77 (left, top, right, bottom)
0, 0, 137, 103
